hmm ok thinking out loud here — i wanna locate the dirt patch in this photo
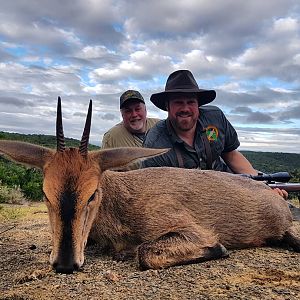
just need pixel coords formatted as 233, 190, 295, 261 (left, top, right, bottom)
0, 205, 300, 300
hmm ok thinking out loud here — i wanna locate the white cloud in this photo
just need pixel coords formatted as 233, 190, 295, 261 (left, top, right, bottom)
83, 83, 121, 94
88, 50, 173, 84
77, 45, 115, 59
273, 17, 298, 33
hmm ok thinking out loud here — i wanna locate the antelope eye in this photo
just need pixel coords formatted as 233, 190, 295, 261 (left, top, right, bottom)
87, 191, 97, 204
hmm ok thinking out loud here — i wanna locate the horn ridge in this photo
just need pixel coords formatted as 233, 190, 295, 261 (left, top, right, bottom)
79, 100, 92, 157
56, 96, 66, 152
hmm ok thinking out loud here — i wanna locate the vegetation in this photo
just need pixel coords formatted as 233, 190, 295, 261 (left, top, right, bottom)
0, 202, 47, 222
0, 131, 99, 150
0, 131, 299, 203
241, 151, 300, 174
0, 181, 26, 204
0, 158, 43, 201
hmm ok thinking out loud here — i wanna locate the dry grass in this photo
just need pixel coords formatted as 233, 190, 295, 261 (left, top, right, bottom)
0, 202, 47, 223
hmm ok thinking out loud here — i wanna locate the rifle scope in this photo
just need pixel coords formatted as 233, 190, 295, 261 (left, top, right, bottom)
250, 172, 292, 183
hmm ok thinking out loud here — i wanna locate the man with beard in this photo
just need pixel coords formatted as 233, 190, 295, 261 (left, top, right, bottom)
143, 70, 288, 198
142, 70, 260, 174
102, 89, 159, 169
102, 90, 159, 148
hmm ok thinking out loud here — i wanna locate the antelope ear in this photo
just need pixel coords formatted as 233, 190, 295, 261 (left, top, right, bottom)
92, 147, 169, 172
0, 140, 54, 169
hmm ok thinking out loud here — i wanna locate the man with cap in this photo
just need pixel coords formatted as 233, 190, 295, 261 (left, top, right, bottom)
101, 89, 159, 150
142, 70, 288, 193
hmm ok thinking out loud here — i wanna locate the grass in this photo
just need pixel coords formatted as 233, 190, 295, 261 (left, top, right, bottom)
290, 197, 300, 207
0, 202, 48, 222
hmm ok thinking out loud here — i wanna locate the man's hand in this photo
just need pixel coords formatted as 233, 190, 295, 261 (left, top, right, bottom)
273, 188, 288, 200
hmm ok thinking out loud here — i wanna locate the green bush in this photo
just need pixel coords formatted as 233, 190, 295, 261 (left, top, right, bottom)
0, 182, 27, 204
290, 169, 300, 183
0, 158, 43, 201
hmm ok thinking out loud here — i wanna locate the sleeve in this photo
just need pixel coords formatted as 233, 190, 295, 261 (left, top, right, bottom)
101, 132, 114, 149
141, 152, 173, 168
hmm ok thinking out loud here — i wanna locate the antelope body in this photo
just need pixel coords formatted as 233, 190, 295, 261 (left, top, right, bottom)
0, 98, 299, 274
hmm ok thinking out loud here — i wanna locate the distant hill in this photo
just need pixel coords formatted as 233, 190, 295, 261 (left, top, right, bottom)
240, 150, 300, 174
1, 131, 300, 173
0, 131, 99, 150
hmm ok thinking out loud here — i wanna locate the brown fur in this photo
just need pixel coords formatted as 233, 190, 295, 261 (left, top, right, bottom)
0, 139, 299, 273
90, 167, 297, 269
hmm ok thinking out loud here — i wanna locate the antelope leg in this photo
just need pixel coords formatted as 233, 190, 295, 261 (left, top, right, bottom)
137, 227, 229, 270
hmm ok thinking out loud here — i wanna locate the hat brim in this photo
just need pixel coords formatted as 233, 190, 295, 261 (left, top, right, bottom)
150, 89, 216, 111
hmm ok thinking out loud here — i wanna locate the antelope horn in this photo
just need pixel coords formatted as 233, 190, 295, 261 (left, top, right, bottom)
79, 100, 92, 157
56, 96, 66, 152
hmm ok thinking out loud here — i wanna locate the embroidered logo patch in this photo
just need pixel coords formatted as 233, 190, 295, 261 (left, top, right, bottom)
206, 126, 219, 141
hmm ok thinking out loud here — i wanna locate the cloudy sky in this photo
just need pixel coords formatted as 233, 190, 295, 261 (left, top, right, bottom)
0, 0, 299, 153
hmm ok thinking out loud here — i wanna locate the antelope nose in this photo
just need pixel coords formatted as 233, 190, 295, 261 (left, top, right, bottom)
53, 262, 79, 274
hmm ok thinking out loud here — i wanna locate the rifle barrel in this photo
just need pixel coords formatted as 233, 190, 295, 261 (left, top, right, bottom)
268, 183, 300, 192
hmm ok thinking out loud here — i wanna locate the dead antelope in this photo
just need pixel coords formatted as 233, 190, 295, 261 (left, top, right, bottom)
0, 98, 299, 274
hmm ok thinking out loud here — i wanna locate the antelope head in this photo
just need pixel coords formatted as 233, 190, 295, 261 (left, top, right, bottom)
0, 97, 168, 274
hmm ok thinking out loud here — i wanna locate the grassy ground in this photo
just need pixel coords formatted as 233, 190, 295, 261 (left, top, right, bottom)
0, 202, 47, 223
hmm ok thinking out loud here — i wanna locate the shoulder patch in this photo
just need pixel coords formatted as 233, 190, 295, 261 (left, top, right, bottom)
205, 126, 219, 141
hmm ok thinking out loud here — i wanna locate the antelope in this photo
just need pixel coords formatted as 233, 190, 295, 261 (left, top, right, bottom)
0, 98, 299, 274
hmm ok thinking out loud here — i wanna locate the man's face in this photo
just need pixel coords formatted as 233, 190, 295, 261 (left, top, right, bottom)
121, 100, 147, 133
167, 93, 199, 132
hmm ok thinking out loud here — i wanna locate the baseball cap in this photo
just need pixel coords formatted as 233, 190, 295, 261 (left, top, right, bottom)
120, 90, 145, 109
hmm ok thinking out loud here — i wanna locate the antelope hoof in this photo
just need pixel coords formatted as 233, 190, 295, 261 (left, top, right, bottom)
203, 243, 229, 260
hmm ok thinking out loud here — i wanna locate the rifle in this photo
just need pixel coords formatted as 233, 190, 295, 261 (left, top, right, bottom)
242, 172, 300, 193
241, 172, 300, 221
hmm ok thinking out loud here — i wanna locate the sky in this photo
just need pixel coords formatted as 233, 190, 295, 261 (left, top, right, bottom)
0, 0, 299, 153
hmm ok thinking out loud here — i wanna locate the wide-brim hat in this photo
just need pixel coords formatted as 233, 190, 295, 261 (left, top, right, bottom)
150, 70, 216, 111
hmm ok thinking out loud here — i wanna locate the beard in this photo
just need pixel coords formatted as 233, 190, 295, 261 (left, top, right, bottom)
128, 118, 145, 133
170, 112, 198, 132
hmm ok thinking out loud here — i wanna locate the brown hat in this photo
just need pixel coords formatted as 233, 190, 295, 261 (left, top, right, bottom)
120, 90, 145, 109
150, 70, 216, 111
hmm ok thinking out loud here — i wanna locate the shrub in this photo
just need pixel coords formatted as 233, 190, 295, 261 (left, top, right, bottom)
0, 182, 27, 204
0, 158, 43, 201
